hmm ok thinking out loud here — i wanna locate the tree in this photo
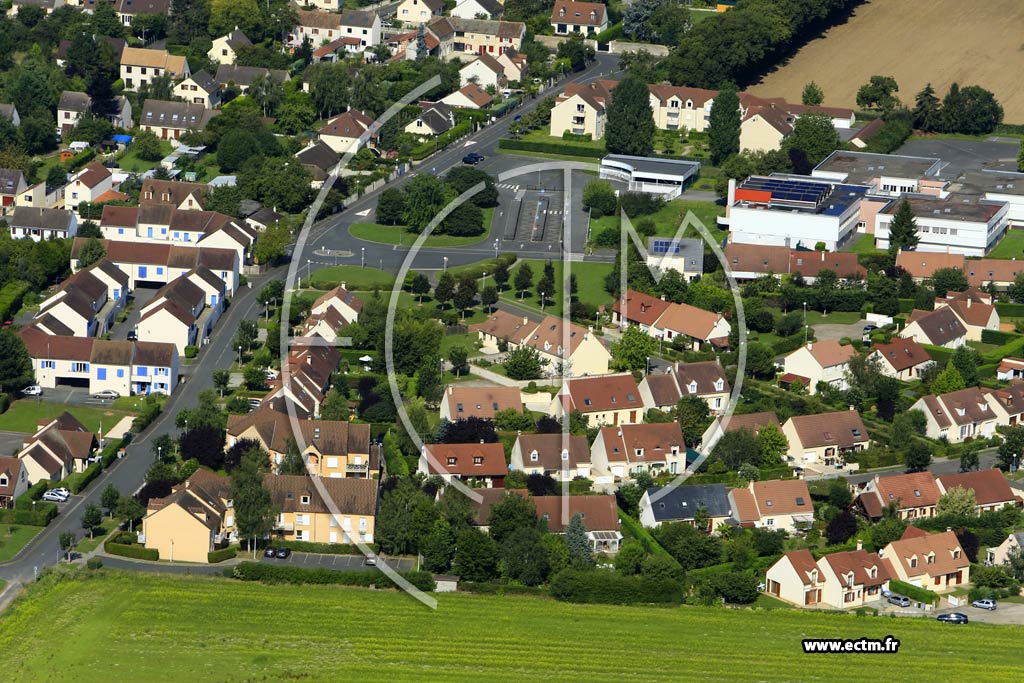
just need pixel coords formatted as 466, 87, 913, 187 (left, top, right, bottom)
453, 277, 478, 316
827, 478, 853, 509
321, 386, 349, 421
243, 364, 267, 391
377, 478, 436, 555
675, 395, 711, 449
406, 272, 430, 304
232, 446, 275, 557
252, 221, 291, 266
59, 531, 76, 560
421, 517, 456, 573
248, 73, 283, 117
131, 129, 164, 161
0, 329, 32, 394
802, 81, 824, 106
782, 115, 842, 167
555, 32, 594, 72
936, 485, 977, 517
856, 75, 899, 113
941, 84, 1003, 135
453, 527, 498, 581
959, 444, 980, 472
210, 0, 259, 36
441, 202, 484, 237
912, 83, 942, 133
116, 495, 146, 532
997, 425, 1024, 471
886, 198, 919, 255
308, 63, 351, 119
81, 503, 102, 538
757, 422, 789, 466
825, 509, 858, 545
514, 262, 534, 298
480, 285, 498, 312
710, 426, 759, 470
101, 483, 121, 516
904, 440, 932, 473
414, 22, 428, 61
581, 180, 617, 218
610, 325, 657, 374
488, 493, 536, 545
212, 369, 230, 397
950, 345, 982, 387
931, 266, 969, 297
708, 84, 740, 165
169, 0, 210, 43
501, 527, 550, 586
605, 74, 654, 156
78, 236, 107, 268
402, 174, 448, 233
377, 187, 406, 226
564, 512, 594, 569
434, 271, 456, 309
417, 353, 444, 405
180, 424, 227, 469
277, 437, 307, 476
131, 13, 167, 40
931, 363, 966, 395
653, 521, 721, 570
275, 91, 317, 134
504, 345, 544, 380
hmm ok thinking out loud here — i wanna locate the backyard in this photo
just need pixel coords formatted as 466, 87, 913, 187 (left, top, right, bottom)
0, 571, 1017, 682
499, 259, 615, 317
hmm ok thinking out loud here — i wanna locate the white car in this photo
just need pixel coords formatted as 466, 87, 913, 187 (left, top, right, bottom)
42, 490, 69, 503
92, 390, 120, 400
20, 385, 42, 396
50, 487, 70, 497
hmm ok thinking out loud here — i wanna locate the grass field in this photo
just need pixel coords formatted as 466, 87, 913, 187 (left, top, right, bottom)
752, 0, 1024, 122
0, 525, 42, 562
987, 229, 1024, 259
0, 401, 135, 434
116, 140, 174, 173
846, 233, 882, 255
501, 259, 614, 317
309, 265, 396, 290
590, 200, 727, 247
349, 208, 496, 248
0, 570, 1020, 681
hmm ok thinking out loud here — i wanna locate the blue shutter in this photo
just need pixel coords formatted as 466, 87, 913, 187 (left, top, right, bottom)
97, 367, 106, 380
117, 368, 124, 378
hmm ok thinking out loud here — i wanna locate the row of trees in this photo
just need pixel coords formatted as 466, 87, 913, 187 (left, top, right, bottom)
858, 76, 1004, 136
377, 166, 498, 236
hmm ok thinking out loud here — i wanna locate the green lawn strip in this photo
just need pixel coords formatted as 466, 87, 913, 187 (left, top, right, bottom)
349, 208, 496, 248
846, 232, 883, 255
496, 148, 604, 164
499, 259, 615, 317
0, 525, 44, 562
0, 571, 1021, 680
589, 199, 727, 245
0, 401, 135, 434
116, 141, 174, 173
987, 230, 1024, 259
309, 265, 396, 290
76, 517, 123, 555
520, 129, 606, 151
805, 311, 863, 326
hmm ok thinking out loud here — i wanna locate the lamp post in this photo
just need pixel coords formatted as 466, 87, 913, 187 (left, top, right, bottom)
184, 418, 188, 434
264, 301, 269, 321
158, 446, 162, 462
803, 301, 808, 343
237, 345, 242, 367
361, 247, 365, 268
443, 256, 448, 272
481, 271, 487, 288
541, 292, 545, 312
645, 356, 651, 376
494, 239, 499, 259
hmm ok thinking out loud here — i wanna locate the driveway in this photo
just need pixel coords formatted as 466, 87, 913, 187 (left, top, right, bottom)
29, 386, 126, 409
812, 321, 866, 341
108, 287, 159, 341
0, 431, 26, 457
935, 602, 1024, 625
260, 551, 416, 573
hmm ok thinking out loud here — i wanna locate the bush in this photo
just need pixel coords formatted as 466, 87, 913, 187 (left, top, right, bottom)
230, 561, 435, 592
582, 180, 618, 218
549, 568, 684, 605
273, 540, 380, 555
86, 557, 103, 570
497, 138, 605, 159
63, 463, 102, 494
105, 541, 160, 561
0, 280, 31, 323
889, 579, 939, 605
0, 504, 58, 526
184, 345, 198, 358
618, 191, 665, 218
981, 328, 1019, 345
208, 546, 238, 563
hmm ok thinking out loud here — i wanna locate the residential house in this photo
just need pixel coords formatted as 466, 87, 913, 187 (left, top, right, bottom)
987, 532, 1024, 567
610, 289, 670, 333
396, 0, 443, 23
317, 110, 376, 154
553, 374, 643, 427
509, 433, 591, 481
451, 0, 502, 20
470, 309, 532, 353
57, 91, 92, 138
533, 495, 621, 553
418, 442, 507, 487
590, 422, 687, 478
404, 101, 456, 138
9, 206, 77, 242
390, 25, 442, 60
879, 527, 969, 593
0, 103, 18, 127
549, 79, 615, 138
766, 546, 893, 609
699, 411, 780, 453
900, 305, 968, 349
459, 53, 506, 89
439, 384, 523, 422
9, 0, 64, 15
936, 469, 1020, 514
0, 169, 28, 217
131, 340, 179, 396
910, 387, 1003, 443
139, 100, 218, 141
868, 337, 934, 381
301, 0, 343, 10
142, 470, 232, 562
441, 83, 493, 110
289, 8, 382, 51
895, 250, 966, 284
295, 141, 340, 188
114, 0, 170, 25
65, 162, 113, 215
782, 340, 858, 395
442, 17, 525, 58
647, 84, 717, 132
185, 266, 228, 309
261, 342, 340, 418
781, 410, 869, 471
788, 249, 867, 284
496, 52, 527, 83
208, 27, 252, 65
550, 0, 607, 35
120, 47, 189, 92
310, 285, 362, 325
997, 357, 1024, 382
213, 64, 290, 94
136, 275, 212, 354
140, 178, 210, 210
932, 289, 1000, 341
728, 478, 814, 531
36, 266, 115, 337
100, 205, 255, 264
645, 237, 705, 282
638, 483, 733, 530
639, 360, 730, 415
0, 458, 27, 508
650, 301, 731, 351
722, 242, 791, 281
17, 412, 95, 484
519, 314, 610, 377
173, 71, 220, 109
855, 472, 943, 521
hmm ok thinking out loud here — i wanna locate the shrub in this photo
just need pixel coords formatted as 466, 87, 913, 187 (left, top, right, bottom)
208, 546, 239, 563
230, 561, 435, 592
184, 345, 198, 358
549, 568, 684, 605
981, 328, 1019, 345
105, 541, 159, 561
273, 540, 380, 555
64, 463, 102, 494
889, 579, 939, 605
86, 557, 103, 570
497, 138, 604, 159
618, 191, 665, 217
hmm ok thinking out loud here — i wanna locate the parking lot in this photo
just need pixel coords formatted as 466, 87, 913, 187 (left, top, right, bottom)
260, 550, 416, 573
935, 602, 1024, 625
25, 385, 124, 408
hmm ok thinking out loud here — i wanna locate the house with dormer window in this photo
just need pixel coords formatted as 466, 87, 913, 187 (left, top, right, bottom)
552, 374, 643, 428
728, 478, 814, 531
854, 471, 942, 521
418, 442, 506, 487
440, 384, 524, 422
550, 0, 607, 34
900, 305, 968, 349
638, 483, 733, 529
782, 339, 858, 395
590, 422, 686, 479
639, 360, 730, 414
139, 100, 218, 141
510, 433, 591, 481
766, 544, 894, 609
880, 526, 969, 592
910, 386, 1005, 444
781, 409, 869, 471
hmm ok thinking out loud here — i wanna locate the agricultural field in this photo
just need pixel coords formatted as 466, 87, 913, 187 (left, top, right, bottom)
0, 570, 1018, 682
752, 0, 1024, 122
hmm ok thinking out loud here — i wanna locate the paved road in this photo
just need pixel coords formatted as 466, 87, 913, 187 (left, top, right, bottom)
935, 602, 1024, 625
0, 267, 285, 582
809, 450, 999, 484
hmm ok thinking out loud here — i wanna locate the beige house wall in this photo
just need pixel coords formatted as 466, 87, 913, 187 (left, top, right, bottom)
739, 115, 785, 153
142, 504, 214, 563
549, 94, 603, 138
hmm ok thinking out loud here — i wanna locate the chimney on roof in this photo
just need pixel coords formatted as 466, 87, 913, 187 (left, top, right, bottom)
523, 316, 528, 325
856, 539, 862, 551
479, 438, 484, 444
448, 386, 453, 395
307, 354, 312, 365
341, 282, 346, 290
967, 298, 972, 308
806, 342, 813, 350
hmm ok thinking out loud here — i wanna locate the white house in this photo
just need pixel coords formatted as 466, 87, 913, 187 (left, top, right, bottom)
782, 340, 858, 395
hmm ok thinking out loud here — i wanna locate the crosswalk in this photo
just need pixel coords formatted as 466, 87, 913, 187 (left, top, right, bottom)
498, 183, 520, 192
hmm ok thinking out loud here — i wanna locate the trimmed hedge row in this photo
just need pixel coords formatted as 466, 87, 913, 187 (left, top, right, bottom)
208, 546, 238, 563
549, 568, 685, 605
411, 121, 472, 160
995, 302, 1024, 317
273, 540, 380, 555
231, 561, 436, 592
618, 509, 677, 562
105, 541, 159, 561
889, 579, 939, 605
458, 581, 549, 597
0, 280, 31, 323
63, 462, 102, 495
3, 481, 59, 525
497, 138, 605, 159
981, 328, 1020, 345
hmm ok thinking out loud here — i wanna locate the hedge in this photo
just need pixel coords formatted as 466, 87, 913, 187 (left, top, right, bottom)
64, 147, 96, 172
63, 462, 102, 494
593, 22, 623, 44
105, 541, 160, 561
548, 568, 685, 605
459, 581, 549, 597
981, 328, 1020, 345
889, 579, 939, 605
0, 504, 58, 526
231, 561, 436, 592
273, 540, 380, 555
208, 546, 238, 563
771, 331, 816, 356
0, 280, 31, 322
411, 121, 472, 160
497, 137, 605, 159
618, 509, 676, 562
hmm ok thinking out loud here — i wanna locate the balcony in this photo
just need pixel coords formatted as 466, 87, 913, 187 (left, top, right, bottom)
273, 522, 294, 531
346, 463, 369, 473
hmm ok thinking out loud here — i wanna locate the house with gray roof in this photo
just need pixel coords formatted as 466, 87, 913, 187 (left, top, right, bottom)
9, 207, 77, 242
638, 484, 734, 529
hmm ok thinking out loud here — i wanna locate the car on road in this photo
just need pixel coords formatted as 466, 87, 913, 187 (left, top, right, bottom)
42, 490, 69, 503
274, 547, 291, 559
462, 152, 484, 165
248, 398, 262, 410
937, 612, 969, 624
972, 598, 997, 610
20, 385, 42, 396
263, 547, 277, 558
92, 390, 120, 400
887, 594, 911, 607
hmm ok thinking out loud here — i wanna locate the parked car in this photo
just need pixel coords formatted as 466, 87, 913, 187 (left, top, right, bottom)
50, 487, 70, 497
880, 588, 892, 598
42, 490, 69, 503
92, 390, 120, 400
20, 385, 42, 396
126, 330, 137, 341
937, 612, 969, 624
887, 594, 911, 607
274, 547, 291, 559
247, 398, 262, 409
462, 152, 484, 165
364, 553, 377, 566
972, 598, 997, 610
263, 547, 277, 558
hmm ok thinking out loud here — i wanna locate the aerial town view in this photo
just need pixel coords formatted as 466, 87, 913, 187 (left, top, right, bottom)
0, 0, 1021, 679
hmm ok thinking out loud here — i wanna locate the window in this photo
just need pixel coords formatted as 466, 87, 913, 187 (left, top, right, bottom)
296, 514, 309, 525
138, 366, 147, 377
530, 451, 538, 462
116, 369, 124, 378
0, 475, 6, 487
326, 457, 338, 469
473, 456, 483, 465
300, 494, 310, 504
910, 557, 918, 568
71, 362, 89, 373
41, 360, 55, 369
765, 518, 774, 526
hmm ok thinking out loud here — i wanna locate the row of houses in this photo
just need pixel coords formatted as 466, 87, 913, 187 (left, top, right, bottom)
611, 289, 732, 351
852, 468, 1020, 521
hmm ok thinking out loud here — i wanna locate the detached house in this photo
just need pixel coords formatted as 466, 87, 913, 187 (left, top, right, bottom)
782, 410, 869, 471
937, 469, 1020, 514
404, 102, 456, 138
114, 0, 171, 25
289, 8, 382, 50
611, 289, 670, 333
139, 100, 219, 141
901, 306, 968, 349
728, 478, 813, 531
57, 91, 92, 138
509, 433, 591, 481
396, 0, 443, 23
17, 412, 95, 484
451, 0, 502, 20
933, 289, 999, 341
766, 546, 893, 609
317, 110, 376, 155
214, 64, 290, 94
879, 527, 969, 593
440, 384, 523, 422
0, 169, 28, 217
173, 70, 220, 109
208, 28, 252, 65
550, 0, 607, 35
0, 458, 27, 508
869, 337, 934, 381
639, 360, 730, 414
471, 311, 611, 377
638, 483, 733, 529
855, 471, 942, 521
459, 53, 506, 89
910, 387, 1003, 443
120, 47, 189, 92
590, 422, 687, 478
553, 374, 643, 427
419, 442, 507, 487
140, 178, 210, 211
534, 495, 622, 553
9, 206, 77, 242
549, 79, 616, 139
987, 532, 1024, 567
647, 84, 717, 132
650, 301, 731, 351
66, 162, 113, 215
441, 84, 493, 110
782, 340, 858, 395
295, 141, 340, 188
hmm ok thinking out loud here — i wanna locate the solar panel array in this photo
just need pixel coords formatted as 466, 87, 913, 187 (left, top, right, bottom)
651, 239, 685, 254
742, 177, 832, 205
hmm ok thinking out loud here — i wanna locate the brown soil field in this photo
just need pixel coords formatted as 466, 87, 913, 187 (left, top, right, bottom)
752, 0, 1024, 123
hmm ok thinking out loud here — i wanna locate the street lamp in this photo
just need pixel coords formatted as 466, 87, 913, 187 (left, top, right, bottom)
645, 356, 650, 375
379, 257, 383, 271
264, 301, 269, 321
158, 446, 162, 462
494, 239, 499, 259
238, 345, 242, 366
481, 271, 487, 288
184, 418, 188, 433
443, 256, 448, 272
541, 292, 545, 312
361, 247, 365, 268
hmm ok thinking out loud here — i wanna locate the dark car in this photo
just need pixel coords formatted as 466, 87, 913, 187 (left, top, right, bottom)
937, 612, 969, 624
463, 152, 484, 165
126, 330, 138, 341
263, 547, 277, 558
274, 547, 291, 559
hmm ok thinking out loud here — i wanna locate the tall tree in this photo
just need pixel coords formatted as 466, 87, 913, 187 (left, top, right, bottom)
434, 271, 455, 309
935, 486, 977, 517
886, 197, 919, 256
487, 493, 537, 545
930, 363, 965, 394
169, 0, 211, 44
564, 512, 594, 569
278, 438, 307, 476
421, 517, 455, 572
912, 83, 942, 133
0, 329, 32, 393
417, 354, 443, 405
415, 23, 428, 61
856, 75, 899, 113
604, 74, 655, 156
513, 263, 533, 298
232, 447, 275, 558
610, 325, 657, 374
452, 527, 498, 581
904, 440, 932, 473
997, 425, 1024, 472
781, 114, 842, 167
708, 84, 740, 165
801, 81, 824, 106
501, 527, 550, 586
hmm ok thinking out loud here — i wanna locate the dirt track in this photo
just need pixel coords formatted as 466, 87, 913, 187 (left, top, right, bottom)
752, 0, 1024, 123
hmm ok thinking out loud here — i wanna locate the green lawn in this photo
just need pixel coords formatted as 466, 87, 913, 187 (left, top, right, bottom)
309, 265, 396, 290
846, 232, 882, 255
0, 525, 43, 562
590, 199, 727, 246
987, 229, 1024, 259
350, 209, 496, 247
76, 516, 122, 555
498, 149, 604, 165
501, 259, 614, 317
520, 129, 606, 151
805, 311, 863, 326
116, 140, 174, 173
0, 571, 1020, 681
0, 401, 135, 435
